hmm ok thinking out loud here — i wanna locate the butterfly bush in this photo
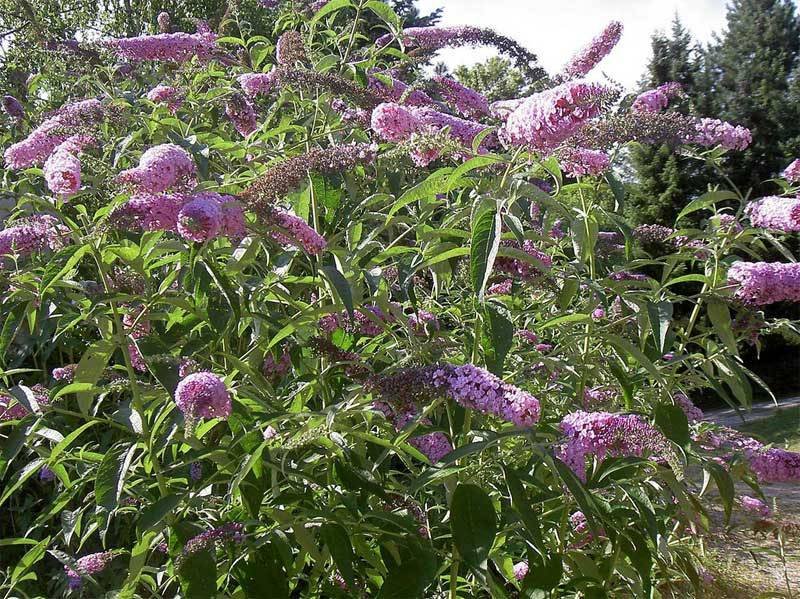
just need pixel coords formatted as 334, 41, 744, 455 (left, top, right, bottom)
728, 261, 800, 305
745, 196, 800, 231
103, 24, 218, 63
558, 21, 623, 80
1, 3, 797, 597
116, 143, 197, 193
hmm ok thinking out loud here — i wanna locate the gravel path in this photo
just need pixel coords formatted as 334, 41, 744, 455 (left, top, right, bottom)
704, 395, 800, 428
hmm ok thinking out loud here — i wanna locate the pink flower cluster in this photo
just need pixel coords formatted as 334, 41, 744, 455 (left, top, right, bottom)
632, 82, 682, 113
386, 405, 453, 463
2, 95, 24, 120
368, 74, 436, 107
225, 94, 258, 137
264, 207, 327, 255
432, 364, 541, 428
111, 191, 245, 242
408, 309, 440, 336
559, 21, 623, 80
146, 85, 184, 112
43, 135, 94, 198
674, 393, 704, 423
174, 371, 232, 421
4, 98, 104, 169
0, 215, 65, 265
373, 102, 494, 149
0, 395, 27, 421
728, 261, 800, 305
103, 26, 218, 63
745, 196, 800, 232
319, 305, 394, 337
513, 561, 529, 581
376, 26, 486, 51
53, 364, 77, 382
502, 81, 610, 152
238, 70, 278, 97
515, 329, 538, 343
739, 495, 772, 518
263, 351, 291, 380
65, 551, 116, 590
371, 363, 540, 429
181, 523, 245, 559
583, 386, 617, 408
703, 426, 800, 482
177, 196, 224, 242
487, 279, 513, 295
116, 143, 197, 193
434, 76, 489, 118
558, 410, 673, 481
557, 147, 610, 177
685, 118, 752, 151
494, 240, 552, 281
783, 159, 800, 183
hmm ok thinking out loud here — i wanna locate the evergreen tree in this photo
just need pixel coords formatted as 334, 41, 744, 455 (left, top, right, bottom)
627, 16, 704, 226
707, 0, 800, 192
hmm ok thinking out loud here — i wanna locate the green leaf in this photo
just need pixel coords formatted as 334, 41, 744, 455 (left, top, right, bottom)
378, 541, 437, 599
233, 545, 290, 599
137, 494, 180, 536
311, 0, 354, 23
539, 313, 590, 330
178, 547, 217, 599
120, 531, 156, 598
483, 302, 513, 375
470, 200, 502, 301
388, 168, 451, 217
320, 265, 354, 318
40, 244, 91, 295
646, 301, 673, 354
10, 537, 50, 585
707, 299, 738, 356
676, 190, 737, 223
320, 523, 356, 588
446, 155, 503, 192
707, 462, 734, 525
502, 466, 544, 549
364, 0, 401, 29
450, 483, 497, 569
557, 278, 579, 310
654, 403, 690, 447
74, 338, 116, 415
95, 443, 136, 513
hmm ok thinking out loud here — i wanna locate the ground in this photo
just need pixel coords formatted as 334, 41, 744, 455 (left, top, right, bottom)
700, 398, 800, 598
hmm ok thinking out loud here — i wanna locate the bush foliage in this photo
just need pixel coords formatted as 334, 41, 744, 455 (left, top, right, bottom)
1, 2, 800, 597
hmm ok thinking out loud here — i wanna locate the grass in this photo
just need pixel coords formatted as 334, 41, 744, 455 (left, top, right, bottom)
736, 405, 800, 451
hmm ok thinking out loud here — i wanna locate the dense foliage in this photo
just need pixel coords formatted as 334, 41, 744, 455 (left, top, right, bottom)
2, 2, 800, 597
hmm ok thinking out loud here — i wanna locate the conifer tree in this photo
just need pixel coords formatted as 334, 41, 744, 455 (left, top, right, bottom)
707, 0, 800, 191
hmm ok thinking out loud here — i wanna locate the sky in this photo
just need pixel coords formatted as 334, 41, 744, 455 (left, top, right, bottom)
414, 0, 731, 89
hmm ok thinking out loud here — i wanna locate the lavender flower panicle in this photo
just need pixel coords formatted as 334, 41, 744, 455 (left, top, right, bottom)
115, 143, 197, 193
174, 371, 231, 421
376, 27, 545, 79
728, 261, 800, 306
745, 196, 800, 232
434, 76, 489, 118
4, 98, 104, 169
558, 21, 623, 81
502, 81, 610, 152
242, 143, 376, 206
558, 410, 676, 482
103, 26, 218, 63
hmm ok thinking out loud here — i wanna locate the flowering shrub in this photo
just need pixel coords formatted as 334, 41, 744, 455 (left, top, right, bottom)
1, 2, 800, 597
